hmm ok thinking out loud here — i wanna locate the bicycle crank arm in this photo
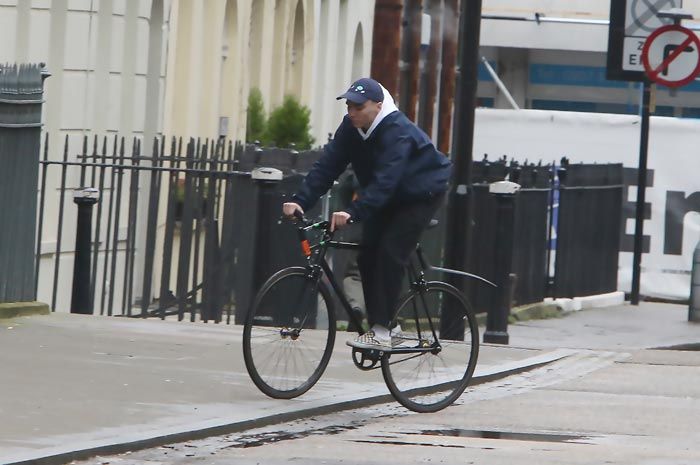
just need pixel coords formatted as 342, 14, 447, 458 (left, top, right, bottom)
388, 345, 441, 355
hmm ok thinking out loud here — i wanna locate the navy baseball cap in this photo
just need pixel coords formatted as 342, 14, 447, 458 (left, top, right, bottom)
336, 78, 384, 104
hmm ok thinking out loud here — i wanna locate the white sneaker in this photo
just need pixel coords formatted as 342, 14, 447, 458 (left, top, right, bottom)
346, 330, 392, 350
389, 324, 406, 344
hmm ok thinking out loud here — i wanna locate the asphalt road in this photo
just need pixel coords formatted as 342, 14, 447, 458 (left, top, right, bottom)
72, 344, 700, 465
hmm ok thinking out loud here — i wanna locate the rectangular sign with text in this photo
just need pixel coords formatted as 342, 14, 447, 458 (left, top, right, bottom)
607, 0, 682, 81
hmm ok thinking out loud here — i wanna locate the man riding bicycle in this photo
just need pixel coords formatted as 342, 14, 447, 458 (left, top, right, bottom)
282, 77, 452, 350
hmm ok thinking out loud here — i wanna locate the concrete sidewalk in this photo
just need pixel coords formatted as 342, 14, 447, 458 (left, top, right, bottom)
0, 302, 697, 465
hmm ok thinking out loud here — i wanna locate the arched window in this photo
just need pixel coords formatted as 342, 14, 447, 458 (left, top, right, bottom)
351, 23, 364, 81
249, 0, 264, 88
219, 0, 239, 139
144, 0, 164, 142
335, 0, 349, 84
171, 0, 194, 136
270, 0, 286, 107
286, 0, 305, 98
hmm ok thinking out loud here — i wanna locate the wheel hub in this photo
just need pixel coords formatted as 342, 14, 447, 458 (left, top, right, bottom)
280, 328, 300, 340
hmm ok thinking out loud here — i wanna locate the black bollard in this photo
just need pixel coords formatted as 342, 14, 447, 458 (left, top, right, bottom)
70, 188, 99, 314
484, 181, 520, 344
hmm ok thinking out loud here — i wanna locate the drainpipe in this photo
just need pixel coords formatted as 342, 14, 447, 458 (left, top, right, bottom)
399, 0, 422, 119
417, 1, 441, 135
371, 0, 403, 96
437, 0, 458, 154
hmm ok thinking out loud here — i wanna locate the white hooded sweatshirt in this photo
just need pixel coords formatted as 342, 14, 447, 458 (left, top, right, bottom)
356, 85, 399, 141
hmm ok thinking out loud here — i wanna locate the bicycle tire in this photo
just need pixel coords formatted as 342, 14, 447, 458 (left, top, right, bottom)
242, 266, 336, 399
381, 281, 479, 412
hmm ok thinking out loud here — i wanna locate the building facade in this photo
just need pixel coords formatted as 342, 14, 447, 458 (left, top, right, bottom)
478, 1, 700, 117
0, 0, 373, 144
0, 0, 373, 311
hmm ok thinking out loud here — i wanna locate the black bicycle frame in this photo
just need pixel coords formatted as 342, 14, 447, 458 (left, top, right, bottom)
296, 219, 366, 334
294, 218, 442, 350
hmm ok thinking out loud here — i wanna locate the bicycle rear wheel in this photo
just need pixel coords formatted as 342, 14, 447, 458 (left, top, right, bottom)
382, 281, 479, 412
243, 267, 336, 399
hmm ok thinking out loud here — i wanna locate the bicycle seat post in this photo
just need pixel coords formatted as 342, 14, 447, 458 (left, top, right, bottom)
415, 244, 430, 273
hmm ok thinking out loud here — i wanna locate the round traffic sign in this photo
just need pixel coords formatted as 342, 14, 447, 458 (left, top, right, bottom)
642, 24, 700, 87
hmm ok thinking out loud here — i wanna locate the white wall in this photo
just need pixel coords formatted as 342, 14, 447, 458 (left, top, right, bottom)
481, 0, 700, 52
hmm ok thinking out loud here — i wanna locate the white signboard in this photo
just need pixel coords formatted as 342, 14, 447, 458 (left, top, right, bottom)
622, 0, 682, 72
474, 108, 700, 301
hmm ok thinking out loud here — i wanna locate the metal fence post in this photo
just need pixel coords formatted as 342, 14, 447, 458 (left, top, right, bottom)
690, 240, 700, 322
232, 167, 284, 323
0, 64, 47, 304
484, 181, 521, 345
70, 188, 100, 314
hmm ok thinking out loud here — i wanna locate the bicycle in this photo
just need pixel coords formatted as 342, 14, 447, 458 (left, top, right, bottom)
242, 211, 495, 412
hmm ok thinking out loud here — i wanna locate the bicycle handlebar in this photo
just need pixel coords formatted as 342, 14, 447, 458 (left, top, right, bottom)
283, 209, 354, 230
293, 209, 307, 223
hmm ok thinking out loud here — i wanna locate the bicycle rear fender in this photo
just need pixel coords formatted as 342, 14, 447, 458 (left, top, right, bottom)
428, 266, 497, 288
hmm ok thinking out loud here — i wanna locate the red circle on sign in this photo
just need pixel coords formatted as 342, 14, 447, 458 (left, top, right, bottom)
642, 24, 700, 88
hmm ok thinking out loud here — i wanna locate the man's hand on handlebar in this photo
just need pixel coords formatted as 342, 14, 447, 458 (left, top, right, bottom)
330, 211, 352, 232
282, 203, 352, 231
283, 202, 304, 218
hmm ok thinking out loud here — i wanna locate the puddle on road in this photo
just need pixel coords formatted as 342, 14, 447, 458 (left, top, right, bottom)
654, 343, 700, 351
352, 439, 466, 448
220, 420, 592, 450
348, 429, 593, 449
407, 429, 591, 443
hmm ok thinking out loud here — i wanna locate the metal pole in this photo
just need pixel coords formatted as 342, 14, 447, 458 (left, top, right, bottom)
631, 81, 651, 305
70, 188, 100, 314
442, 0, 482, 339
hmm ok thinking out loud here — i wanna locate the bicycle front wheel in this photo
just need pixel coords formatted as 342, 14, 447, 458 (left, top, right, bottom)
382, 281, 479, 412
242, 267, 336, 399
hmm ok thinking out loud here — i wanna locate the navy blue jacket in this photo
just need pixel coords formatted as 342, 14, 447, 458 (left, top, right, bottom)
293, 111, 452, 221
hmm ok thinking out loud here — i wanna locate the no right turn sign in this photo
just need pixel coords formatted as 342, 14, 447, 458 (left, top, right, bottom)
642, 24, 700, 87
